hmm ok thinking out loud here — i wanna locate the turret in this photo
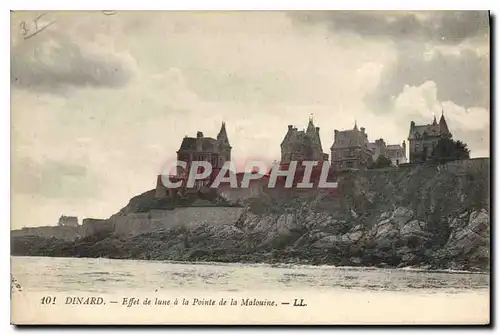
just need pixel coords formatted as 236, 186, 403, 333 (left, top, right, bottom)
281, 124, 295, 149
439, 112, 451, 137
217, 121, 230, 147
306, 117, 316, 133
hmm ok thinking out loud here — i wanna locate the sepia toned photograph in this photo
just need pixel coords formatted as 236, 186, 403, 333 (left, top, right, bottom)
10, 10, 490, 325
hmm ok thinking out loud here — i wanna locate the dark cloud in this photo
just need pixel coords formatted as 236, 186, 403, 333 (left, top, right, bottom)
290, 11, 490, 111
11, 32, 133, 92
289, 11, 489, 45
366, 46, 489, 111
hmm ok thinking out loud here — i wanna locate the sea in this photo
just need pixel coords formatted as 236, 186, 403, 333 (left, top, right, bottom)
11, 256, 490, 294
10, 256, 491, 324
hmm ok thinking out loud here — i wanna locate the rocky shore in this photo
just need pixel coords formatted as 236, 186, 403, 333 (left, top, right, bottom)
11, 162, 490, 272
11, 207, 490, 271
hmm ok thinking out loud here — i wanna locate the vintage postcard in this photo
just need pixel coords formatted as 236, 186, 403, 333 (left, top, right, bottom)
10, 10, 490, 325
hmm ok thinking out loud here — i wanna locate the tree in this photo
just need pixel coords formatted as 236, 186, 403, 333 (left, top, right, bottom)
368, 155, 393, 169
431, 138, 470, 163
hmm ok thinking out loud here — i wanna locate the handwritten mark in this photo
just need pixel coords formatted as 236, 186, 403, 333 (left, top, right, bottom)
102, 11, 117, 16
22, 21, 55, 40
20, 12, 56, 40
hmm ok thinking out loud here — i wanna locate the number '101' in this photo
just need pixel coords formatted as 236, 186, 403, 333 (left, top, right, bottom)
41, 296, 56, 304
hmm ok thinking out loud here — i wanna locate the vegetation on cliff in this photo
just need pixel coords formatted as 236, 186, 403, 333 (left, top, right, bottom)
113, 188, 242, 216
431, 138, 471, 163
368, 155, 393, 169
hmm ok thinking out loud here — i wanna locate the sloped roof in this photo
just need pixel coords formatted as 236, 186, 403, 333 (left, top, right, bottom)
217, 122, 230, 146
306, 119, 316, 133
202, 138, 218, 151
409, 113, 452, 140
439, 114, 450, 135
281, 124, 323, 153
179, 137, 196, 150
179, 137, 219, 152
331, 128, 368, 149
408, 123, 441, 140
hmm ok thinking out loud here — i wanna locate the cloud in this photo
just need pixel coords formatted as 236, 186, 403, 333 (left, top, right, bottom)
367, 46, 489, 111
393, 80, 489, 158
289, 11, 490, 112
11, 29, 134, 92
289, 11, 489, 45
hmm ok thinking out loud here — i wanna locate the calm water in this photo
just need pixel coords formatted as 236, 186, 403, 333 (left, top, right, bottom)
11, 256, 490, 295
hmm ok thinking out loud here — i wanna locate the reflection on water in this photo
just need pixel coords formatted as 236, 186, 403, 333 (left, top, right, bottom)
11, 256, 489, 295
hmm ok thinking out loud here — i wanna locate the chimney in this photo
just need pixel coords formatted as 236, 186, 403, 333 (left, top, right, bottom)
316, 127, 320, 133
360, 127, 365, 133
197, 131, 203, 138
410, 121, 415, 129
402, 140, 406, 153
288, 125, 293, 131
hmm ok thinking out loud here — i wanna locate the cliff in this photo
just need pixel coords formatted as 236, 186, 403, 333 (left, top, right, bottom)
11, 159, 490, 271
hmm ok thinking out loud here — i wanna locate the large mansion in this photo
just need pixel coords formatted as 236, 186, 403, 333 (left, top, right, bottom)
155, 112, 456, 196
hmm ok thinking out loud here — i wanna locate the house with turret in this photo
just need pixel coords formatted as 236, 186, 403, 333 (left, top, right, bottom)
175, 122, 231, 177
330, 122, 374, 169
280, 116, 329, 165
155, 122, 232, 198
408, 112, 452, 164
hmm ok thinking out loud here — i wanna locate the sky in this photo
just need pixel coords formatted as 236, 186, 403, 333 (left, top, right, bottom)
10, 11, 490, 228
